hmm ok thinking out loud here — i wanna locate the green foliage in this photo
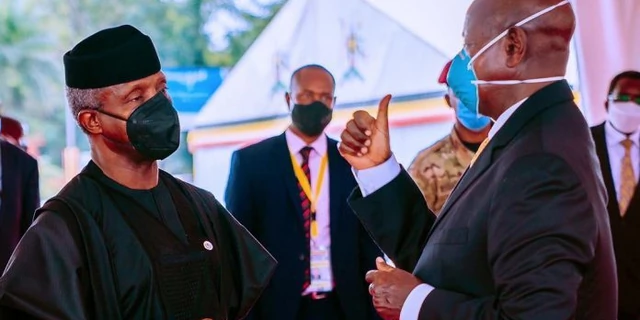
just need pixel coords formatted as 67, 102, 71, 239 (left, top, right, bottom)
206, 1, 286, 67
0, 1, 61, 115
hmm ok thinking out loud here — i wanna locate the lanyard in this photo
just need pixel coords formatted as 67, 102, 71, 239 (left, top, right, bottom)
290, 151, 328, 238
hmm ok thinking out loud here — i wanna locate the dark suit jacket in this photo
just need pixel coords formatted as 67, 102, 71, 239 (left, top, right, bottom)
592, 123, 640, 319
225, 133, 382, 320
349, 81, 617, 319
0, 140, 39, 272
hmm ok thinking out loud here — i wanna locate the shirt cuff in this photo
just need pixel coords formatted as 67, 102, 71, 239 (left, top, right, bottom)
351, 155, 401, 197
400, 283, 435, 320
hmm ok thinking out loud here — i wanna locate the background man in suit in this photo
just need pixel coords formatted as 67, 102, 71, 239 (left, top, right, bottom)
591, 70, 640, 320
226, 64, 382, 320
0, 116, 25, 148
409, 60, 491, 215
337, 0, 616, 319
0, 137, 39, 272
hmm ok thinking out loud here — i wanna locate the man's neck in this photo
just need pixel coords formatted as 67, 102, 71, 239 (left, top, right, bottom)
484, 83, 546, 120
607, 120, 637, 136
91, 148, 159, 190
289, 125, 322, 145
454, 123, 490, 144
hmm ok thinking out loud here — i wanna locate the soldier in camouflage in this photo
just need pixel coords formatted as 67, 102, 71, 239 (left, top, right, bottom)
409, 60, 492, 215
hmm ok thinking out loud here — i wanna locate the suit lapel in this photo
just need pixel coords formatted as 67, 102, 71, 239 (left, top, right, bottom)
625, 182, 640, 223
431, 81, 576, 233
430, 141, 495, 232
273, 133, 305, 228
327, 138, 344, 242
592, 124, 621, 216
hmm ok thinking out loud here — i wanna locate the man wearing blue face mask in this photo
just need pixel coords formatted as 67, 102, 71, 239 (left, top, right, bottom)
409, 60, 491, 215
337, 0, 616, 319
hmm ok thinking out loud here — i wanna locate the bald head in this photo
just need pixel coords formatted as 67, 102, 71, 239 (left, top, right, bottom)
289, 64, 335, 92
286, 64, 336, 110
463, 0, 575, 118
465, 0, 575, 69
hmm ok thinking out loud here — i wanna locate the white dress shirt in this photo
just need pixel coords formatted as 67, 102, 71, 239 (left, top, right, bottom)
285, 129, 334, 294
604, 121, 640, 198
352, 98, 527, 319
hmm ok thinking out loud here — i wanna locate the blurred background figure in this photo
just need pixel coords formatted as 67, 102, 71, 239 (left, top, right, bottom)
0, 129, 40, 272
408, 60, 491, 214
591, 70, 640, 320
0, 116, 25, 149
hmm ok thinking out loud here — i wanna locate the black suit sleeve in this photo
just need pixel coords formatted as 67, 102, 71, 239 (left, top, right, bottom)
349, 169, 436, 271
0, 210, 90, 319
225, 151, 257, 234
419, 153, 597, 320
20, 155, 40, 236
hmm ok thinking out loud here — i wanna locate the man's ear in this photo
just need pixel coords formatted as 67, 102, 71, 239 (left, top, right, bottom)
444, 93, 452, 108
504, 27, 527, 68
78, 110, 102, 134
285, 92, 291, 110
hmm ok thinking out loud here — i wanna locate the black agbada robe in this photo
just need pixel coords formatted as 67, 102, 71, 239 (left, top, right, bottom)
0, 161, 276, 320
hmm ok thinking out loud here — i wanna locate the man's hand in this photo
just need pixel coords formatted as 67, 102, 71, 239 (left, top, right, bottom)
338, 95, 392, 170
366, 257, 421, 320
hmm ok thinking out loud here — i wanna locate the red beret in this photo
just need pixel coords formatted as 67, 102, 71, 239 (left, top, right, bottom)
1, 116, 24, 140
438, 60, 453, 85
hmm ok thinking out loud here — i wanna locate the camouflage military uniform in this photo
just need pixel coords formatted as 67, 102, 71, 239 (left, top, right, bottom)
408, 128, 475, 215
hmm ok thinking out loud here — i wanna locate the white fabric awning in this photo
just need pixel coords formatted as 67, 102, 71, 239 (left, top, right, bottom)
195, 0, 450, 127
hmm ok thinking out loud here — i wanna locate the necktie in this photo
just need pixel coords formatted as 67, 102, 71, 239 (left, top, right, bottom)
470, 138, 490, 167
298, 146, 313, 291
619, 138, 636, 216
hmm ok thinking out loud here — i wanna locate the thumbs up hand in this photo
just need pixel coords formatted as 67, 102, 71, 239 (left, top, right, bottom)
338, 95, 393, 170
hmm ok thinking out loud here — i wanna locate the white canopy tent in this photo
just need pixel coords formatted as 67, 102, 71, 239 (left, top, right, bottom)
194, 0, 450, 127
190, 0, 464, 198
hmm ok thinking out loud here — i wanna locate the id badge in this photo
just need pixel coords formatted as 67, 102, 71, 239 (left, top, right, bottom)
308, 246, 333, 292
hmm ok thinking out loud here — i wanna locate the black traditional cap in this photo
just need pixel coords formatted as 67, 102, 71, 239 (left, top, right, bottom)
63, 25, 161, 89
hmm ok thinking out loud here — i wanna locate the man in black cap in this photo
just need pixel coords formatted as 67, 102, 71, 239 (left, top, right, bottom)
0, 25, 276, 320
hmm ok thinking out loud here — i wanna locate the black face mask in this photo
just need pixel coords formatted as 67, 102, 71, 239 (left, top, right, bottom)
291, 101, 333, 136
98, 92, 180, 160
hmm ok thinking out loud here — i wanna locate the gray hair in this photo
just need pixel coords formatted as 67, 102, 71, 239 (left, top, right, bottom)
65, 87, 104, 119
65, 84, 123, 122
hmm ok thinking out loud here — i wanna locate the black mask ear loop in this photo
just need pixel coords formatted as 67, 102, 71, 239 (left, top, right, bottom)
93, 108, 134, 149
96, 108, 128, 122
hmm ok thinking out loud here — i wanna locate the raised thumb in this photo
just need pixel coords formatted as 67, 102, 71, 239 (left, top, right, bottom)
376, 256, 394, 271
375, 94, 392, 130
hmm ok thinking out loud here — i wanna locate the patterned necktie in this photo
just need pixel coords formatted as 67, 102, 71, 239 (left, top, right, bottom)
619, 138, 636, 217
298, 146, 313, 291
470, 138, 490, 167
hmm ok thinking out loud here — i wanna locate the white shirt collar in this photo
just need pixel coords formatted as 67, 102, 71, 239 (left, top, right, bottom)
488, 98, 529, 140
605, 120, 640, 147
285, 128, 328, 156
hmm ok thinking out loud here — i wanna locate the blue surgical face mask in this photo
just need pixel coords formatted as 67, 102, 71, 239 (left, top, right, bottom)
447, 0, 570, 118
455, 98, 491, 131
